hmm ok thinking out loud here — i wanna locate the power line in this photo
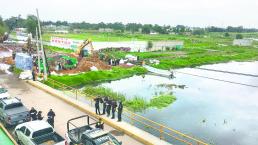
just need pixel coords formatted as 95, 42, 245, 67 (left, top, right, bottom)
174, 71, 258, 88
194, 67, 258, 77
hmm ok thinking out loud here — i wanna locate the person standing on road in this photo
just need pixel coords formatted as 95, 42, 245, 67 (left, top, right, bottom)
32, 70, 36, 81
102, 97, 108, 115
106, 99, 112, 117
117, 101, 123, 122
47, 109, 56, 127
94, 97, 101, 115
29, 107, 37, 121
111, 100, 117, 119
37, 111, 43, 120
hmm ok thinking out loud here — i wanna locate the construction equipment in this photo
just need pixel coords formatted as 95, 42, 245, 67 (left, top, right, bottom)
73, 38, 94, 57
60, 55, 78, 70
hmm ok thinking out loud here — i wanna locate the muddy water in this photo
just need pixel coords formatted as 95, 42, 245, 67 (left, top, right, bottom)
100, 61, 258, 145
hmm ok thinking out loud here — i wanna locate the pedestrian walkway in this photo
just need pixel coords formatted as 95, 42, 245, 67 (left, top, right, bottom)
27, 80, 172, 145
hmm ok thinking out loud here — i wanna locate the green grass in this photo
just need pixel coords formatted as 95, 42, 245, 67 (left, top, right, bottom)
12, 66, 23, 75
47, 66, 147, 87
44, 45, 74, 53
149, 94, 176, 109
83, 86, 175, 111
43, 32, 258, 70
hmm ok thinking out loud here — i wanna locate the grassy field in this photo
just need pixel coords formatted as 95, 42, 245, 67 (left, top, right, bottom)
44, 45, 74, 53
47, 66, 147, 87
43, 32, 258, 70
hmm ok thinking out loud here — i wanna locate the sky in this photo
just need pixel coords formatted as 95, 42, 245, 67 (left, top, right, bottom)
0, 0, 258, 28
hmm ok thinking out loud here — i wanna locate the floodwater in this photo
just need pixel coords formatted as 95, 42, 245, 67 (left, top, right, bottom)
100, 61, 258, 145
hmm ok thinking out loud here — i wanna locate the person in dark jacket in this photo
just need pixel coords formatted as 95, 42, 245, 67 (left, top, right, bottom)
117, 101, 123, 122
106, 99, 112, 117
102, 97, 108, 115
32, 70, 36, 81
47, 109, 56, 127
37, 111, 43, 120
29, 107, 37, 121
95, 118, 104, 130
94, 97, 101, 115
111, 101, 117, 119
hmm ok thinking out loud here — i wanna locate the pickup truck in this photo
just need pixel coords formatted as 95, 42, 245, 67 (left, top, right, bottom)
66, 115, 122, 145
0, 87, 10, 100
14, 120, 65, 145
0, 97, 30, 127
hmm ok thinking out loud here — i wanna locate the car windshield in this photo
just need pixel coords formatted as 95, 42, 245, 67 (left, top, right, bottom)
4, 103, 23, 110
0, 88, 7, 94
32, 127, 53, 138
94, 134, 120, 145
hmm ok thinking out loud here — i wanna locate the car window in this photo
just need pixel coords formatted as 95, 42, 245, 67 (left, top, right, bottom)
20, 126, 26, 133
25, 129, 31, 137
32, 127, 53, 138
4, 103, 23, 110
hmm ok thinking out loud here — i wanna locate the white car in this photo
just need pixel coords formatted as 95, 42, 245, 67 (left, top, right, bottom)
14, 120, 65, 145
0, 87, 10, 100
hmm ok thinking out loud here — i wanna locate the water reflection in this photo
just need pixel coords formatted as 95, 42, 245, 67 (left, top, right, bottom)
101, 61, 258, 145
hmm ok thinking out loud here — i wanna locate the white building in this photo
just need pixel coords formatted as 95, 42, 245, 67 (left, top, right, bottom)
233, 39, 253, 46
98, 28, 114, 32
149, 41, 184, 51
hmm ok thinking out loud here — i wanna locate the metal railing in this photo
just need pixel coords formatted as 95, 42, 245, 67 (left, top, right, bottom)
43, 78, 209, 145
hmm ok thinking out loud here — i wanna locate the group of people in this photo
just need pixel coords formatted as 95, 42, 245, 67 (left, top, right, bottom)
94, 97, 123, 122
29, 107, 56, 127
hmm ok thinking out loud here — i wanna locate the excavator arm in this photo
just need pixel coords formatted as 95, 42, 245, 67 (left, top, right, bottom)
76, 38, 94, 56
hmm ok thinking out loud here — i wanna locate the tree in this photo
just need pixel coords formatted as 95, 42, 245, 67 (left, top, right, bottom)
147, 41, 153, 51
236, 34, 243, 39
142, 24, 152, 34
224, 32, 230, 37
192, 29, 205, 35
26, 15, 38, 37
0, 16, 8, 42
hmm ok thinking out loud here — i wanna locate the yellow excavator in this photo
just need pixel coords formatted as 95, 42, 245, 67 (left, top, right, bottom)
74, 38, 94, 57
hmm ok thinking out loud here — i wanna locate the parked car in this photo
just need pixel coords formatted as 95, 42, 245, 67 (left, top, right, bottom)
14, 120, 65, 145
0, 97, 30, 127
66, 115, 122, 145
0, 87, 10, 100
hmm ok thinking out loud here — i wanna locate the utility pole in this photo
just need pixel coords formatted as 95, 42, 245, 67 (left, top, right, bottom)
35, 28, 41, 74
36, 9, 47, 80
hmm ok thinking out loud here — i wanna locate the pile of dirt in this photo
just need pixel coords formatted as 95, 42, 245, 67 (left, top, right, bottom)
0, 57, 14, 65
57, 58, 111, 74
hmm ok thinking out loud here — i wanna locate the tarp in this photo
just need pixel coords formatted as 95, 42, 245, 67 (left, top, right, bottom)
15, 53, 33, 70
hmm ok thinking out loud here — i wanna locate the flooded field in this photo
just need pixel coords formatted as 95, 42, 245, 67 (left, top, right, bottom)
100, 61, 258, 145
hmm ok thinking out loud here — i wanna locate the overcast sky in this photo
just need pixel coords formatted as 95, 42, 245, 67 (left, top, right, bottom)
0, 0, 258, 28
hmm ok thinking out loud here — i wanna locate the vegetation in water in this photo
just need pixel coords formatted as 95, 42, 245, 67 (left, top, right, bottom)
83, 86, 176, 111
149, 94, 176, 109
47, 66, 147, 87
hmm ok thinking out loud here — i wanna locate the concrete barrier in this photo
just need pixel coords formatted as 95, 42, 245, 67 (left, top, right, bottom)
27, 80, 171, 145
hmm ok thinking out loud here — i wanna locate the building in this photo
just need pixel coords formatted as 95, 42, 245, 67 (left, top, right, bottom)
233, 39, 253, 46
148, 41, 184, 51
98, 28, 114, 32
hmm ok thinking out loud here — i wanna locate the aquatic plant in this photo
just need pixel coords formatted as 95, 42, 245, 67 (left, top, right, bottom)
83, 86, 176, 111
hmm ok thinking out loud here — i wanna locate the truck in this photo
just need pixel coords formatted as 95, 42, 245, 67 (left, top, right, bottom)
66, 115, 122, 145
0, 87, 10, 100
14, 120, 65, 145
0, 97, 30, 127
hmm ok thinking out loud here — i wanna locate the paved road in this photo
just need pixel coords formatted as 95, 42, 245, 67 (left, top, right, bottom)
0, 73, 143, 145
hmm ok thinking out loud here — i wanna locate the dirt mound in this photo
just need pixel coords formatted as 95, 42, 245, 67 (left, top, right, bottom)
57, 58, 111, 74
0, 57, 14, 65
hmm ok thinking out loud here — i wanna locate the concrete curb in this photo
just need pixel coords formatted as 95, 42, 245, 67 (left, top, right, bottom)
26, 80, 171, 145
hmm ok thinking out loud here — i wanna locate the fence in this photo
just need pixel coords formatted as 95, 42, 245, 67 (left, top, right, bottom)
44, 78, 209, 145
